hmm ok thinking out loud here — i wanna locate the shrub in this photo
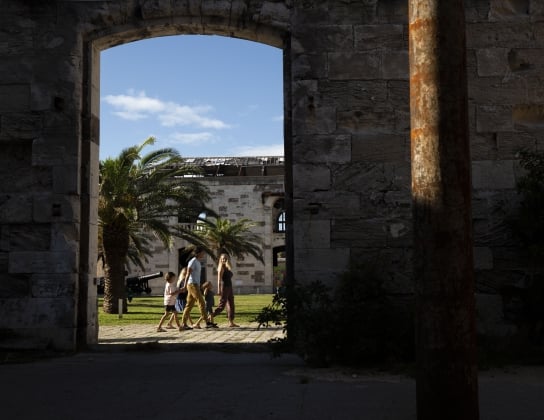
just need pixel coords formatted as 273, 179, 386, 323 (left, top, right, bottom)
333, 261, 415, 365
508, 148, 544, 344
255, 261, 415, 367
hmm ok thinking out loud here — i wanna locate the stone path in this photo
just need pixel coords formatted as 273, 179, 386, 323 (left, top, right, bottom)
97, 321, 285, 349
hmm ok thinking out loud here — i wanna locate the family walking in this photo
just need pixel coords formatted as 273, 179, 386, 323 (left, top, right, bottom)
156, 247, 239, 332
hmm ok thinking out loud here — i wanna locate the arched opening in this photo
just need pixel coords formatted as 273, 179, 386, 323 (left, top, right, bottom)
81, 24, 291, 347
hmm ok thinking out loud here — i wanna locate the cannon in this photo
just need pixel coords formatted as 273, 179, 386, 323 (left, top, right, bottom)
126, 271, 163, 296
96, 271, 163, 298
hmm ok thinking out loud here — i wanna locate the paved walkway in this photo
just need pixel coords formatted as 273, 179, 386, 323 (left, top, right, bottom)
96, 321, 285, 351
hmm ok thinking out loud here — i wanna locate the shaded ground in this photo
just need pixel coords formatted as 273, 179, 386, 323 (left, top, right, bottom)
1, 346, 543, 419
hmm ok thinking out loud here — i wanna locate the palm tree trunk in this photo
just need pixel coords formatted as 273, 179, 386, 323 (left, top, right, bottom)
102, 226, 129, 314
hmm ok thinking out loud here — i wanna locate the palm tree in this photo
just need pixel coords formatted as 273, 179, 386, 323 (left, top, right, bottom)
98, 137, 210, 314
194, 216, 264, 263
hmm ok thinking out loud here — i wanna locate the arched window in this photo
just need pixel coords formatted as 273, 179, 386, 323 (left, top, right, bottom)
276, 211, 286, 233
273, 198, 285, 233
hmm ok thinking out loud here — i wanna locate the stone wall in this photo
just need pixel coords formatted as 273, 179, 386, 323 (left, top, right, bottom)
0, 0, 543, 350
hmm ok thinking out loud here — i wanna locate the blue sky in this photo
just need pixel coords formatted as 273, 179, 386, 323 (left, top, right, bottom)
99, 35, 284, 160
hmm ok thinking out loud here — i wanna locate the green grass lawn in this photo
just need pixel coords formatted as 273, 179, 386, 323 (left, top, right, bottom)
98, 294, 275, 326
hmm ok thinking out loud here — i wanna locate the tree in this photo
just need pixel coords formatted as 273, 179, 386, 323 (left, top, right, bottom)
194, 216, 264, 263
98, 137, 210, 314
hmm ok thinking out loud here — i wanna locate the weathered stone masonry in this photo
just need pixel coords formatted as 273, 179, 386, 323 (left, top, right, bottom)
0, 1, 543, 350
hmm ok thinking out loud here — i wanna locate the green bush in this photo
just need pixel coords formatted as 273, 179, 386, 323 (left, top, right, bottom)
333, 262, 415, 365
508, 148, 544, 344
255, 262, 415, 367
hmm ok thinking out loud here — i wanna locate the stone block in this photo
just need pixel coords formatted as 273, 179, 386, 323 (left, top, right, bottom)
488, 0, 531, 21
318, 80, 388, 109
8, 224, 50, 251
31, 137, 78, 166
51, 223, 80, 252
9, 251, 77, 274
383, 190, 412, 217
327, 1, 378, 25
333, 161, 410, 196
476, 105, 513, 132
354, 24, 405, 50
293, 248, 350, 283
381, 50, 409, 80
0, 193, 33, 223
293, 164, 330, 191
259, 1, 292, 28
0, 85, 30, 112
0, 272, 30, 297
497, 131, 537, 159
294, 220, 330, 248
293, 25, 354, 53
512, 104, 544, 129
377, 0, 408, 23
331, 218, 388, 248
292, 103, 337, 135
31, 273, 76, 298
294, 134, 351, 164
52, 165, 79, 194
0, 113, 42, 140
387, 81, 409, 104
140, 0, 173, 19
292, 53, 328, 80
472, 160, 516, 190
329, 52, 381, 81
352, 133, 407, 162
465, 0, 491, 22
476, 48, 510, 76
294, 191, 362, 218
492, 246, 528, 271
476, 293, 518, 337
470, 133, 499, 161
474, 246, 494, 270
337, 106, 397, 134
507, 48, 544, 73
467, 22, 543, 49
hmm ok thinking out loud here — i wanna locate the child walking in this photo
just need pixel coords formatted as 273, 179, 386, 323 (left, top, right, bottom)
166, 267, 192, 329
156, 271, 182, 332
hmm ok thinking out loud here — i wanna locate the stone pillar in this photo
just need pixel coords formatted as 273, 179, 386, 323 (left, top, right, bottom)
409, 1, 479, 419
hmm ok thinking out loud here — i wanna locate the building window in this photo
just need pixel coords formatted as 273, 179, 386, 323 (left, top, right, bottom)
276, 211, 286, 233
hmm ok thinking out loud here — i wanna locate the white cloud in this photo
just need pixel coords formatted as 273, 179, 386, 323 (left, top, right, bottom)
102, 90, 230, 129
272, 115, 284, 122
160, 105, 229, 129
103, 91, 165, 113
234, 143, 284, 156
112, 111, 148, 121
169, 132, 215, 145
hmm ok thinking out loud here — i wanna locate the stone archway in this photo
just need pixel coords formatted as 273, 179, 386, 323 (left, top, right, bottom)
78, 6, 291, 348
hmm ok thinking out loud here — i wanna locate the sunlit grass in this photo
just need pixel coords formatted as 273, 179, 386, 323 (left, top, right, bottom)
98, 294, 275, 326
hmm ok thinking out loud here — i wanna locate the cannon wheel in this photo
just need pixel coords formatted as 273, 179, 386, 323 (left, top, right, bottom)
145, 287, 152, 294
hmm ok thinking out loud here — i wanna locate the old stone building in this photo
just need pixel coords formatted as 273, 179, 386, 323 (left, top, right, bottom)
118, 156, 286, 295
1, 1, 543, 353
